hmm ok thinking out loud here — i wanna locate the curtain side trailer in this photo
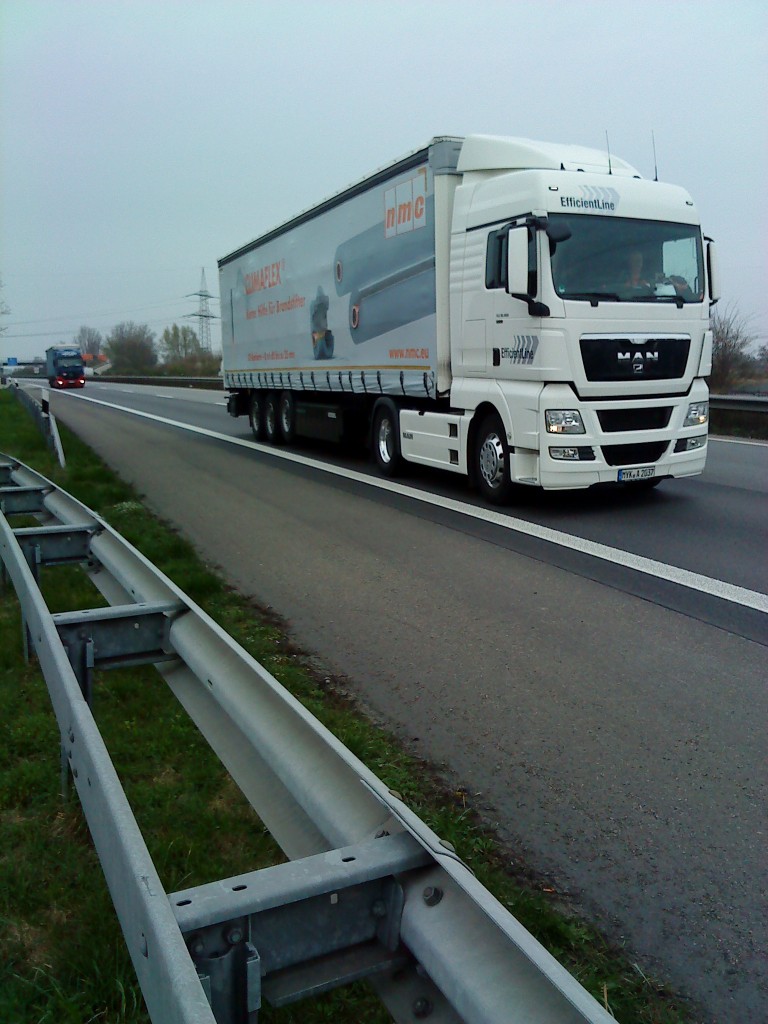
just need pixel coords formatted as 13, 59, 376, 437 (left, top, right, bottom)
220, 134, 717, 501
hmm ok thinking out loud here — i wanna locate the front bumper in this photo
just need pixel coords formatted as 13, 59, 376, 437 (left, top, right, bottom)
533, 382, 709, 489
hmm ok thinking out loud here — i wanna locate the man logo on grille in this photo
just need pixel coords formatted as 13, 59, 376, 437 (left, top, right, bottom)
618, 349, 659, 376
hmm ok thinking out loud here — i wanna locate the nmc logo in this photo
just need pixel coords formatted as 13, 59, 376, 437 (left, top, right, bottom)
384, 168, 427, 238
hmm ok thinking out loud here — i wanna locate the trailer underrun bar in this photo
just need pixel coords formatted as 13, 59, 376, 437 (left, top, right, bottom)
0, 452, 616, 1024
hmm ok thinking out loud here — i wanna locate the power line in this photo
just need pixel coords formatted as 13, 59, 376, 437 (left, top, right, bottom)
1, 294, 221, 329
1, 313, 223, 340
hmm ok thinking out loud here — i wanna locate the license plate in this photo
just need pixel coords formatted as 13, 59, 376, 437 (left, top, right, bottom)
618, 466, 655, 482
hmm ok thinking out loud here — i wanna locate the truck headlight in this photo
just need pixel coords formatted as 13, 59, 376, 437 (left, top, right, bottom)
684, 401, 709, 427
545, 409, 585, 434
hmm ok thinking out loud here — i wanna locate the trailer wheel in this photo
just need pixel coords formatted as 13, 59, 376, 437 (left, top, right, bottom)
372, 399, 404, 477
249, 392, 265, 441
264, 392, 281, 444
278, 391, 296, 443
475, 413, 514, 504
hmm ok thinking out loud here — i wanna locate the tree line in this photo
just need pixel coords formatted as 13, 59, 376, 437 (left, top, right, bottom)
77, 307, 764, 389
708, 306, 767, 393
1, 275, 765, 389
73, 322, 220, 377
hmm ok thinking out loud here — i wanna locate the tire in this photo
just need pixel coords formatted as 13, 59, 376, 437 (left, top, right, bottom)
475, 413, 514, 504
263, 392, 281, 444
372, 400, 404, 477
278, 391, 296, 443
248, 391, 264, 441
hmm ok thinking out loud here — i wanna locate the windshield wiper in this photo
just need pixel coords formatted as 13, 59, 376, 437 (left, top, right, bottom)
630, 295, 685, 308
564, 292, 621, 307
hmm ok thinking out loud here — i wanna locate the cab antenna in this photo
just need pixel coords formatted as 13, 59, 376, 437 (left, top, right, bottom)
652, 130, 659, 181
605, 131, 613, 175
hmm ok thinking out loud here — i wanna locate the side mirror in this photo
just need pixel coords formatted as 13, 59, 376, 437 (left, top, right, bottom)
506, 226, 530, 296
706, 239, 720, 303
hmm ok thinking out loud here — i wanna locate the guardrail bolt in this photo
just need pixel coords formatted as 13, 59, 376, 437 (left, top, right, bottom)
187, 934, 205, 957
225, 927, 243, 945
371, 899, 388, 918
422, 886, 443, 907
413, 996, 433, 1018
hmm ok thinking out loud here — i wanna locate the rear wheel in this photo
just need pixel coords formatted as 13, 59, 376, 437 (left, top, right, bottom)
263, 392, 281, 443
278, 391, 296, 443
372, 400, 404, 477
249, 391, 264, 441
475, 413, 514, 504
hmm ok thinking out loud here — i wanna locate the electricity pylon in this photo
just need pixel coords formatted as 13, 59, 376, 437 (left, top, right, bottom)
186, 269, 217, 350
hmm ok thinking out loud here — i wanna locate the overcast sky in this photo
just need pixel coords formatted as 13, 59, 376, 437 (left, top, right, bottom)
1, 0, 766, 362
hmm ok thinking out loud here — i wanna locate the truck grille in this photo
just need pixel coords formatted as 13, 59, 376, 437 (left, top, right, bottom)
601, 442, 669, 466
597, 407, 673, 432
580, 337, 690, 382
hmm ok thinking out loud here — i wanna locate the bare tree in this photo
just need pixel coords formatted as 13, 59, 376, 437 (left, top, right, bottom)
160, 324, 201, 364
104, 322, 157, 375
709, 304, 756, 393
75, 325, 103, 357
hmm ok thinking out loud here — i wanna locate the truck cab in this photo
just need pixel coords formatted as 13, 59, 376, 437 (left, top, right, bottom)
46, 346, 86, 389
411, 137, 715, 498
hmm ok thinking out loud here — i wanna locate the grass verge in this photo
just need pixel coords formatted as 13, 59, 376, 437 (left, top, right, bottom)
0, 390, 692, 1023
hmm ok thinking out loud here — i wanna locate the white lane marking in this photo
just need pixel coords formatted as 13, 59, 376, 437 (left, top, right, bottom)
56, 390, 768, 614
709, 435, 768, 448
88, 385, 227, 406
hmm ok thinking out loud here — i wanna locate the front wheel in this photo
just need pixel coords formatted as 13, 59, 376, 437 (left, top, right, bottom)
475, 413, 515, 504
372, 400, 404, 477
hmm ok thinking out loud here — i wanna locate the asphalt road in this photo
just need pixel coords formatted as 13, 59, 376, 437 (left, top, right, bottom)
41, 382, 768, 1023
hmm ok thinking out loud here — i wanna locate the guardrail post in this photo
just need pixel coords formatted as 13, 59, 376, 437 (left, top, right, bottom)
52, 603, 183, 707
171, 833, 431, 1023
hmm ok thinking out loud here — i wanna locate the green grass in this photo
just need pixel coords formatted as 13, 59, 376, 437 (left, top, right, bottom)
0, 390, 692, 1023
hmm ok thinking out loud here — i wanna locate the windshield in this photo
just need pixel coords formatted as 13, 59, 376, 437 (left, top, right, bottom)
549, 214, 704, 304
56, 356, 84, 367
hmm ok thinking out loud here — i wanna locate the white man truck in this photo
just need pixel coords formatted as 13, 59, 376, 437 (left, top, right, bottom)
221, 134, 716, 502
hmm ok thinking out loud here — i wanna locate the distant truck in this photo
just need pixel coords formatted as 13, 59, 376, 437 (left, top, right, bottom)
46, 345, 85, 389
221, 134, 716, 502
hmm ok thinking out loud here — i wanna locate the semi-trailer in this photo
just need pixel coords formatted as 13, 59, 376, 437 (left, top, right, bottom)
221, 134, 716, 502
45, 345, 86, 389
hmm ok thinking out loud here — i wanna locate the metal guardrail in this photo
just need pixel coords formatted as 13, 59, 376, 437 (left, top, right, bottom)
709, 393, 768, 414
8, 374, 768, 411
94, 374, 224, 389
0, 453, 617, 1024
97, 382, 768, 410
6, 374, 223, 390
9, 381, 66, 466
